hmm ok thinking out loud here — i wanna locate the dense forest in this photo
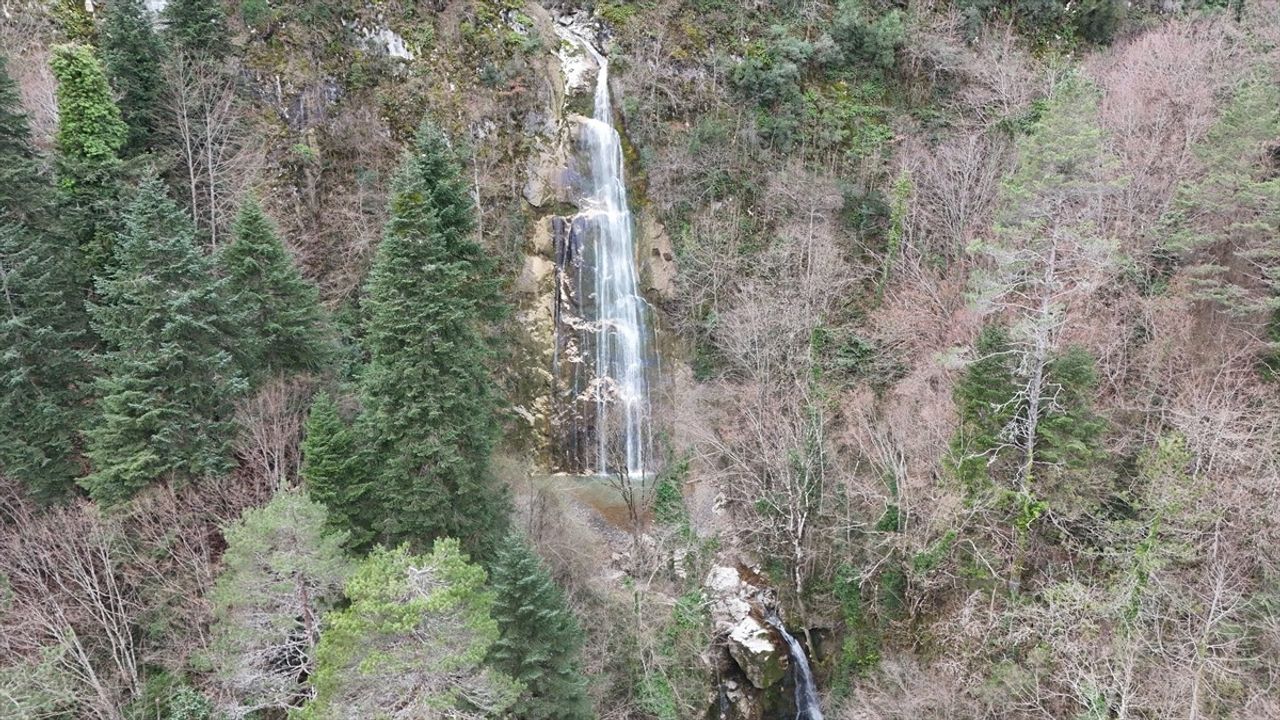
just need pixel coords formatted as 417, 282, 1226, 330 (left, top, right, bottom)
1, 0, 1279, 718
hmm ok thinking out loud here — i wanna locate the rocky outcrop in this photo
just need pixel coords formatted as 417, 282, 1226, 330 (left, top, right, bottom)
638, 210, 676, 301
705, 565, 784, 690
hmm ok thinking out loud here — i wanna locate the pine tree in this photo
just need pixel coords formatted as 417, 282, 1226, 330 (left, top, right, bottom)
301, 391, 373, 549
100, 0, 166, 155
950, 324, 1018, 493
83, 176, 245, 505
220, 198, 331, 384
0, 56, 95, 502
300, 541, 520, 719
209, 490, 349, 717
50, 43, 126, 275
489, 539, 592, 720
163, 0, 230, 59
359, 120, 509, 557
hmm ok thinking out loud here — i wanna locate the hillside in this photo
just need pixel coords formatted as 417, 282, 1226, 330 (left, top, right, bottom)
1, 1, 1279, 719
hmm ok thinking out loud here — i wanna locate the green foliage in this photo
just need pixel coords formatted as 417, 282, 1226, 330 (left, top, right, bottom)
209, 490, 350, 716
50, 43, 126, 272
163, 0, 230, 58
957, 0, 1125, 46
951, 325, 1106, 504
101, 0, 167, 155
220, 198, 332, 384
830, 564, 881, 687
124, 672, 213, 720
301, 391, 374, 549
240, 0, 276, 31
301, 541, 520, 719
810, 82, 892, 158
0, 642, 81, 719
359, 120, 509, 557
51, 44, 126, 184
652, 454, 691, 528
635, 589, 712, 720
0, 55, 95, 502
1162, 80, 1280, 346
831, 1, 904, 72
878, 170, 911, 293
83, 176, 245, 504
52, 0, 96, 42
488, 539, 592, 720
1035, 347, 1107, 471
597, 1, 642, 26
950, 324, 1019, 491
911, 531, 956, 575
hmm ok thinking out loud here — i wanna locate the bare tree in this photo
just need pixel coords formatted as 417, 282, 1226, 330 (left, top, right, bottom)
163, 52, 262, 248
0, 482, 139, 720
233, 376, 314, 494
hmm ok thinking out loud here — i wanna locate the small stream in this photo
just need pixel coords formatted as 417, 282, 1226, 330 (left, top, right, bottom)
765, 614, 824, 720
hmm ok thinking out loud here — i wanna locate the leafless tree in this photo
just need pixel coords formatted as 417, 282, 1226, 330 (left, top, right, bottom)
233, 376, 314, 494
0, 483, 139, 720
163, 53, 263, 248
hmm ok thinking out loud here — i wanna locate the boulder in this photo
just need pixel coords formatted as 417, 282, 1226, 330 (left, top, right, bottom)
727, 616, 786, 689
704, 565, 784, 690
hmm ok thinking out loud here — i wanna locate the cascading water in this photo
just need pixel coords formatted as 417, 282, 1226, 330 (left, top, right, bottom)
560, 33, 654, 478
766, 614, 825, 720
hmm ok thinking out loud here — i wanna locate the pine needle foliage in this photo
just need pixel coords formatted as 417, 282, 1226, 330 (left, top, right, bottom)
300, 540, 520, 719
358, 119, 509, 558
300, 391, 374, 549
220, 198, 332, 385
488, 538, 593, 720
100, 0, 166, 155
50, 43, 126, 274
83, 176, 245, 504
0, 55, 95, 502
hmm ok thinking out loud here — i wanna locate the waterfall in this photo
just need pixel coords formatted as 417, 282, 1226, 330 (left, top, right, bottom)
765, 614, 824, 720
566, 34, 654, 478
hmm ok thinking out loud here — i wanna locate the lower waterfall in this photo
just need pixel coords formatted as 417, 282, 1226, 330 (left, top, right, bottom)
766, 614, 824, 720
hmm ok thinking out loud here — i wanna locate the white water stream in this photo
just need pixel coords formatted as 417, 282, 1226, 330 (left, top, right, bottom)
571, 36, 653, 477
766, 614, 825, 720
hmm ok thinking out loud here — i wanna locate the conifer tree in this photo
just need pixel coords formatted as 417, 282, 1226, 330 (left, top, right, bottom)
0, 56, 95, 502
301, 391, 373, 549
300, 541, 520, 719
359, 120, 509, 557
950, 324, 1017, 492
163, 0, 230, 59
489, 539, 592, 720
209, 490, 350, 717
220, 198, 331, 384
100, 0, 166, 155
50, 43, 126, 274
83, 176, 245, 505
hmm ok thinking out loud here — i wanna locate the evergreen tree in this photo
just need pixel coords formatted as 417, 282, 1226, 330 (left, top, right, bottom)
100, 0, 166, 155
359, 120, 509, 557
301, 391, 373, 549
300, 541, 520, 719
1162, 80, 1280, 372
209, 490, 349, 717
83, 176, 245, 505
950, 324, 1018, 492
489, 538, 592, 720
0, 55, 95, 502
50, 43, 126, 274
220, 198, 331, 384
163, 0, 230, 59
